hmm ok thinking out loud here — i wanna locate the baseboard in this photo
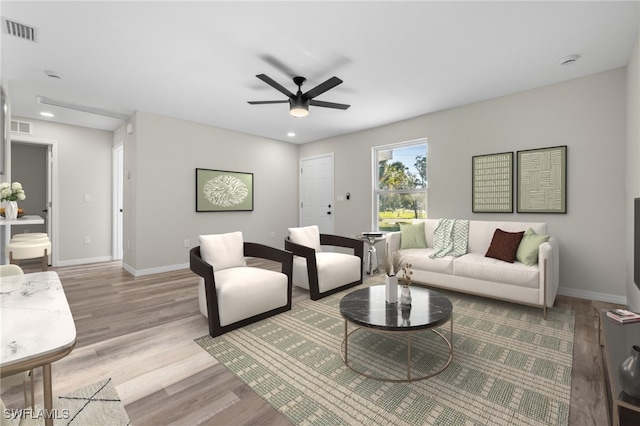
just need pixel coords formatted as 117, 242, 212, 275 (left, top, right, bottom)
125, 262, 190, 277
55, 256, 113, 267
557, 286, 627, 305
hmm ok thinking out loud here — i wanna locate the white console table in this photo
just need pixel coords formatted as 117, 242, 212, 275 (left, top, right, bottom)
0, 215, 45, 264
0, 215, 45, 226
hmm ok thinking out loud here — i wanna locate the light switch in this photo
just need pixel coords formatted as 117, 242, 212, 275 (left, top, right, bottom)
84, 194, 92, 202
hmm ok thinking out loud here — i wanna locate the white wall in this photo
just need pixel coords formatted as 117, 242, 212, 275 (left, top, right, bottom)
301, 69, 628, 303
627, 36, 640, 311
122, 111, 299, 276
12, 117, 113, 265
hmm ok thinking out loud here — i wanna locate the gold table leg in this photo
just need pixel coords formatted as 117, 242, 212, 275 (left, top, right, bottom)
43, 363, 53, 426
340, 313, 454, 382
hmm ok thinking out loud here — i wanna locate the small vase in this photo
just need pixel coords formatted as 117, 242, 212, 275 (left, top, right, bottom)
385, 275, 398, 304
4, 201, 18, 220
400, 286, 412, 306
619, 345, 640, 400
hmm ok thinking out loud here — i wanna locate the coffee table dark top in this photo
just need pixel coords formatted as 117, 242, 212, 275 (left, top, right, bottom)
339, 285, 452, 332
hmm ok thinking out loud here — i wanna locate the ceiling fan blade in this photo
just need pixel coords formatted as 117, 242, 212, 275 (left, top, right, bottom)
303, 76, 343, 99
309, 100, 350, 110
256, 74, 294, 98
248, 100, 289, 105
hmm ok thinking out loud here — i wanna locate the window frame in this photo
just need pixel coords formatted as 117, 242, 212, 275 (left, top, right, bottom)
372, 138, 428, 231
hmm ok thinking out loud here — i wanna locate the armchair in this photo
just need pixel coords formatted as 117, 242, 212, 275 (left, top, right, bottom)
189, 231, 293, 337
285, 225, 364, 300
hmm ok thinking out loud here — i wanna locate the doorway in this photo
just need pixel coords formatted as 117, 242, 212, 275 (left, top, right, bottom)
9, 137, 57, 265
10, 143, 48, 237
299, 153, 334, 234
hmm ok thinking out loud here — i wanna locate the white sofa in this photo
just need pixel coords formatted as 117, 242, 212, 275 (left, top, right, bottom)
386, 219, 559, 318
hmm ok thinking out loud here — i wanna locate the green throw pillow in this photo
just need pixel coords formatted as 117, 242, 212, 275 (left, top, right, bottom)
400, 222, 428, 249
516, 228, 550, 266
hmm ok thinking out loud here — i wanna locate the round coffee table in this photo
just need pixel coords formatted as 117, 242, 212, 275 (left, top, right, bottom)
339, 285, 453, 382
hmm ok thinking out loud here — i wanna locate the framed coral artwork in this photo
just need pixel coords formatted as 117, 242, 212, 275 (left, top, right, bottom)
195, 168, 254, 212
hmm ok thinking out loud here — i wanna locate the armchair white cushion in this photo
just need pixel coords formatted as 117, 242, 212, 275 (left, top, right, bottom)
292, 252, 361, 293
199, 231, 247, 271
288, 225, 322, 251
197, 267, 288, 326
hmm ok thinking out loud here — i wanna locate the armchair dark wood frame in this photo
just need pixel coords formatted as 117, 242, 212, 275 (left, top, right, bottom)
285, 234, 364, 300
189, 243, 293, 338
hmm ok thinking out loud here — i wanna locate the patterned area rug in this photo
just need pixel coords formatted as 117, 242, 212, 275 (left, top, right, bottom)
5, 378, 130, 425
196, 278, 575, 426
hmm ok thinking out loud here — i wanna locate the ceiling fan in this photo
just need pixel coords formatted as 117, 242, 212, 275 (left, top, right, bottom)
248, 74, 350, 118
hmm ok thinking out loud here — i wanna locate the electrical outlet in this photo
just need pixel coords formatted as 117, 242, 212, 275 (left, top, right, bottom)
270, 231, 275, 239
183, 239, 190, 248
84, 194, 92, 202
83, 236, 91, 245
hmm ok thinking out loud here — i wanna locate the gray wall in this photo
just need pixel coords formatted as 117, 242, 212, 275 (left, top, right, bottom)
301, 69, 628, 303
11, 118, 114, 265
120, 111, 300, 275
627, 36, 640, 311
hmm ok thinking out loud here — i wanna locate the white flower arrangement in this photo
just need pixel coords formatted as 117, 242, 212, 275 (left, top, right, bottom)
0, 182, 27, 202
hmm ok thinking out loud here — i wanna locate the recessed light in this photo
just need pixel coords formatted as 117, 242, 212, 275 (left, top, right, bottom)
559, 55, 580, 66
40, 112, 54, 117
287, 132, 296, 137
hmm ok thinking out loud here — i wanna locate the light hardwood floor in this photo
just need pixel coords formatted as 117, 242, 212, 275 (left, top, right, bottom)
2, 260, 617, 425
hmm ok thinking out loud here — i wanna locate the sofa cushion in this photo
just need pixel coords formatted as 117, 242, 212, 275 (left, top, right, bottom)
467, 221, 546, 254
198, 267, 288, 326
485, 229, 524, 263
289, 225, 322, 252
516, 228, 550, 266
397, 248, 454, 275
400, 222, 428, 249
292, 252, 361, 292
199, 231, 247, 271
453, 253, 539, 288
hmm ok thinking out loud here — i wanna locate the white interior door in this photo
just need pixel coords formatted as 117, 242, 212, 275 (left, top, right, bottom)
300, 154, 334, 234
46, 145, 52, 242
113, 145, 123, 260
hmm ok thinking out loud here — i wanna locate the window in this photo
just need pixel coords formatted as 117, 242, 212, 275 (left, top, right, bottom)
373, 140, 427, 231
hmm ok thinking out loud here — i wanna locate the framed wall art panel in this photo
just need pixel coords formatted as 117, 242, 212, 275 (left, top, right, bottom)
196, 168, 254, 212
517, 145, 567, 213
472, 152, 513, 213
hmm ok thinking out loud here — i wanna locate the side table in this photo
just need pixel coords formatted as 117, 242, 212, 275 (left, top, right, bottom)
358, 232, 386, 275
599, 309, 640, 426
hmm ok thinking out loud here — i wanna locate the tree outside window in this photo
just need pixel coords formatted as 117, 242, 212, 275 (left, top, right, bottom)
374, 141, 427, 231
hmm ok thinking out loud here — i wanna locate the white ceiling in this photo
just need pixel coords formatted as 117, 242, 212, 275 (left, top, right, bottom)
1, 1, 638, 144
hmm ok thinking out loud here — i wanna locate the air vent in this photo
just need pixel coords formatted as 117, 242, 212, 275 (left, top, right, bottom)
10, 120, 32, 135
2, 18, 37, 42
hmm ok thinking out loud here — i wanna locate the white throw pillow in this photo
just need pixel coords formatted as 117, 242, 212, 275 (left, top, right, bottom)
199, 231, 247, 271
288, 225, 322, 252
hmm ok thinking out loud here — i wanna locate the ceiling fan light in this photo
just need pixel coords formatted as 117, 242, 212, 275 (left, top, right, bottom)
289, 97, 309, 118
290, 106, 309, 118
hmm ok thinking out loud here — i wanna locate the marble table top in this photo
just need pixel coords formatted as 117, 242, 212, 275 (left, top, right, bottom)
0, 271, 76, 375
339, 285, 452, 331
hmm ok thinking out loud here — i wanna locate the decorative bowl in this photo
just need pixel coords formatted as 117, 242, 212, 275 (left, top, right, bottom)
0, 208, 26, 218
